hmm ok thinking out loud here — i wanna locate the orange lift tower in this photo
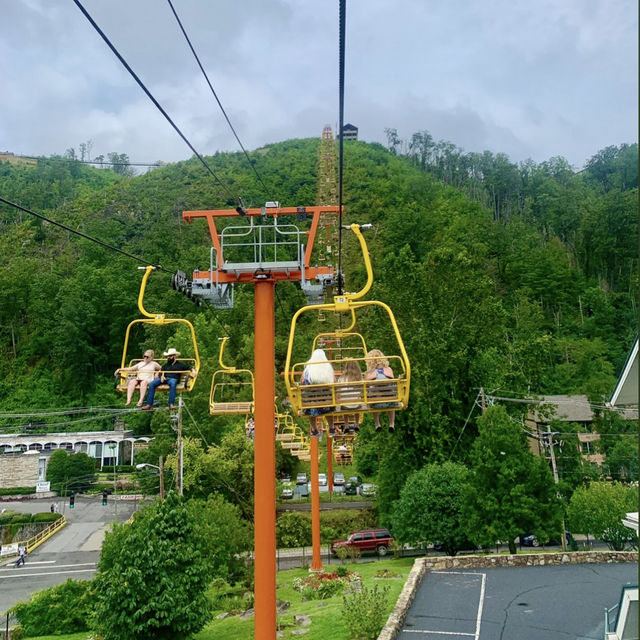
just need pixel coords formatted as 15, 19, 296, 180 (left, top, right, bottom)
178, 202, 340, 640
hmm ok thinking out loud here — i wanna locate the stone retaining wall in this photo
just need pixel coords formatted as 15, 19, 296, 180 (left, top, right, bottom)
377, 551, 638, 640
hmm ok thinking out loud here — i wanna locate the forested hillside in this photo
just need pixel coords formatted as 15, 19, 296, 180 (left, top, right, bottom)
0, 138, 636, 506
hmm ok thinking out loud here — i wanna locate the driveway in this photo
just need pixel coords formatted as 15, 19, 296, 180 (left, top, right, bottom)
1, 495, 141, 613
400, 562, 638, 640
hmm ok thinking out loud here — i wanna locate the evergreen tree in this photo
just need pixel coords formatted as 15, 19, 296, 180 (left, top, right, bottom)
462, 405, 561, 554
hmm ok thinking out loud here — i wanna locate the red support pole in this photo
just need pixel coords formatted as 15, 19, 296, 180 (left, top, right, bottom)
310, 435, 323, 572
254, 280, 276, 640
327, 435, 334, 493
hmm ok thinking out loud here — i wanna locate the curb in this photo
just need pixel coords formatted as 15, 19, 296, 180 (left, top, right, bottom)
377, 557, 427, 640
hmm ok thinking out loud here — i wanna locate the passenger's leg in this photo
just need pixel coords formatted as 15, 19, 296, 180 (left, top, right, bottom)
167, 378, 178, 407
137, 380, 149, 407
388, 410, 395, 431
144, 378, 161, 408
126, 379, 139, 406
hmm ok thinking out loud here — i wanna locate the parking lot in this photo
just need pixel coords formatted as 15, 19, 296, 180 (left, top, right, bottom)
400, 561, 638, 640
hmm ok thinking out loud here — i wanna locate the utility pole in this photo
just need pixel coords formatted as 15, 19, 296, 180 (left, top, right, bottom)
542, 430, 567, 552
159, 456, 165, 500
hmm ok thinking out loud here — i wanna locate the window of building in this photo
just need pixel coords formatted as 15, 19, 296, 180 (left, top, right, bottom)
581, 441, 594, 454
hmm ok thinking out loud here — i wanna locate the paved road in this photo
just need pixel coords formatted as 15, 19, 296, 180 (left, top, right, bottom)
1, 496, 140, 613
400, 562, 638, 640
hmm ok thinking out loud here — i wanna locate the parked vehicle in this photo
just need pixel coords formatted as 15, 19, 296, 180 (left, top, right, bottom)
344, 475, 363, 495
296, 472, 308, 485
359, 483, 377, 497
333, 472, 345, 486
518, 531, 574, 547
331, 528, 395, 557
318, 473, 327, 486
280, 481, 294, 500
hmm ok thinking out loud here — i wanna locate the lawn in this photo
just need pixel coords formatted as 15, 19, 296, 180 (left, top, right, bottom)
195, 557, 414, 640
22, 557, 414, 640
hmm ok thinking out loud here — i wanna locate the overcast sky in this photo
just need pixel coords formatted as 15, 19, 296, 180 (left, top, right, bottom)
1, 0, 637, 170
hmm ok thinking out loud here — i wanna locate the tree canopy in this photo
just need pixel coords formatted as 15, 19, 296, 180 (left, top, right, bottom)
93, 491, 214, 640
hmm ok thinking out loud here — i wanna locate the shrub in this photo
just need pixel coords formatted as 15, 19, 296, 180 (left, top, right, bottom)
335, 565, 349, 577
9, 514, 33, 525
0, 510, 20, 525
0, 487, 36, 496
341, 583, 391, 639
276, 512, 311, 547
10, 579, 94, 636
292, 571, 356, 600
276, 508, 379, 547
32, 512, 63, 523
101, 465, 134, 473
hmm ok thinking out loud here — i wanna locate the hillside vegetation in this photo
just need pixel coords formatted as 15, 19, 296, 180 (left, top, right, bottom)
0, 138, 636, 502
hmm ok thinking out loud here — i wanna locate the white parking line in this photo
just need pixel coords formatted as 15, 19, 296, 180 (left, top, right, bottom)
431, 571, 486, 640
403, 631, 474, 636
475, 573, 486, 640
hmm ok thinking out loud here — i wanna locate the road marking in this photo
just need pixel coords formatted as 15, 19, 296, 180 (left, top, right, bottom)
475, 573, 486, 640
403, 631, 474, 636
0, 568, 96, 579
1, 560, 56, 567
431, 571, 486, 640
0, 562, 95, 572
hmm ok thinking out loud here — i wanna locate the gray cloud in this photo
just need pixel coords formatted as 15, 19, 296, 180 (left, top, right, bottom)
0, 0, 636, 169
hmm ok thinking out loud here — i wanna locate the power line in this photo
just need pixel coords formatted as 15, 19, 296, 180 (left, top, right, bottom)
0, 196, 170, 272
166, 0, 272, 199
72, 0, 245, 214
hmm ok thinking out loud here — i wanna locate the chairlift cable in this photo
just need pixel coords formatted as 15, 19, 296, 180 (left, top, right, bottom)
72, 0, 245, 213
336, 0, 346, 295
0, 196, 169, 272
166, 0, 273, 200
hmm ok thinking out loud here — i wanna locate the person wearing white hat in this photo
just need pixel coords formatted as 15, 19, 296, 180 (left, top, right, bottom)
142, 348, 196, 410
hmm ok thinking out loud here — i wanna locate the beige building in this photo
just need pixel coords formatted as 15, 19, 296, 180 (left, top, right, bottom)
0, 430, 152, 489
525, 394, 604, 468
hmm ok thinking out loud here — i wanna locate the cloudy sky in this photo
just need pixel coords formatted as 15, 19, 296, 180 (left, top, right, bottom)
1, 0, 637, 170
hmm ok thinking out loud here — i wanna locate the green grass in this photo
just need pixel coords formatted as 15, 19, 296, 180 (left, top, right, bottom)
22, 558, 414, 640
196, 557, 414, 640
23, 634, 91, 640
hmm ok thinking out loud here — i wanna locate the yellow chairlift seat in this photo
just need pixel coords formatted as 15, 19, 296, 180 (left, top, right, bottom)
210, 338, 255, 415
117, 266, 200, 393
284, 224, 410, 420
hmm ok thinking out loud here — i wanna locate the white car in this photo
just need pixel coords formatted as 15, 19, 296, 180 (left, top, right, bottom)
318, 473, 328, 486
280, 482, 294, 500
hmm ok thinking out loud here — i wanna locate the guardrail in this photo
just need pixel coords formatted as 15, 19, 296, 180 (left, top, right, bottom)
1, 516, 67, 559
26, 516, 67, 554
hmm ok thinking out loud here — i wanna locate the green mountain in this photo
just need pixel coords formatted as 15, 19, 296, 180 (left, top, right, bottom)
0, 139, 636, 468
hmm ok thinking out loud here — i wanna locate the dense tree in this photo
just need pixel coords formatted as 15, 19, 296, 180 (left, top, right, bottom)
462, 406, 562, 554
186, 494, 253, 583
567, 482, 638, 551
392, 462, 470, 556
93, 491, 213, 640
45, 450, 96, 494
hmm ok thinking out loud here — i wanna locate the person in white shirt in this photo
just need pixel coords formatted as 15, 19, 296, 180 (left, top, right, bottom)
115, 350, 161, 407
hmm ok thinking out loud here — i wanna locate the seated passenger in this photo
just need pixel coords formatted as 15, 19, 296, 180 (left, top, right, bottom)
365, 349, 396, 432
301, 348, 334, 437
114, 350, 161, 407
336, 358, 364, 432
142, 348, 197, 411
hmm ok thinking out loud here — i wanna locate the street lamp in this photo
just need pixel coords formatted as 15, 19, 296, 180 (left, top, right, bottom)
136, 458, 165, 499
108, 442, 118, 516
